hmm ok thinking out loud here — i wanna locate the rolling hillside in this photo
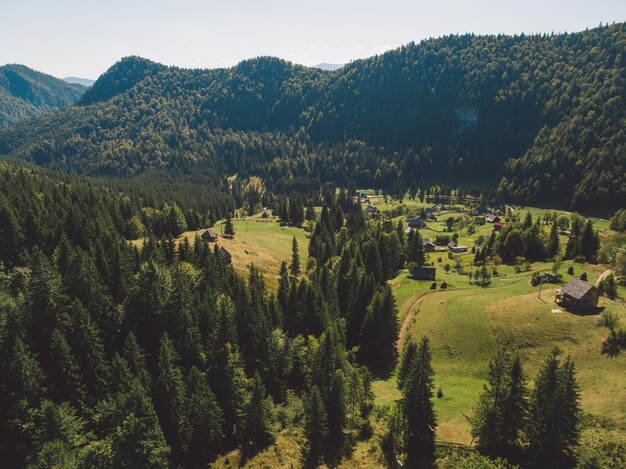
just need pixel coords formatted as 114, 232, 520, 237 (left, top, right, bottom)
0, 64, 86, 128
0, 24, 624, 208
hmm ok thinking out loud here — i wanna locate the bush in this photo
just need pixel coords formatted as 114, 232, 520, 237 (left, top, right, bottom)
567, 266, 574, 275
580, 272, 588, 281
440, 281, 448, 289
598, 274, 618, 298
530, 271, 562, 286
430, 282, 437, 290
574, 255, 586, 263
436, 387, 444, 398
597, 310, 621, 330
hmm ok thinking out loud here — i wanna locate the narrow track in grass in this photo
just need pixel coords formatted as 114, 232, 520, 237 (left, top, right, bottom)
397, 292, 430, 350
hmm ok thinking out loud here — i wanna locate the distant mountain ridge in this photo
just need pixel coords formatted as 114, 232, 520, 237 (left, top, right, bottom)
313, 63, 344, 71
63, 76, 95, 87
0, 24, 624, 209
0, 64, 86, 128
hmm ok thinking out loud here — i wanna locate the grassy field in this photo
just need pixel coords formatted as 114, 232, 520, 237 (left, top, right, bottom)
133, 213, 310, 289
370, 200, 625, 464
193, 217, 310, 289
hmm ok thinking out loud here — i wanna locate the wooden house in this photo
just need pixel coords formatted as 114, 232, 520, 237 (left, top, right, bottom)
555, 279, 599, 311
218, 246, 232, 264
422, 239, 436, 252
201, 229, 218, 242
408, 218, 425, 228
412, 266, 436, 280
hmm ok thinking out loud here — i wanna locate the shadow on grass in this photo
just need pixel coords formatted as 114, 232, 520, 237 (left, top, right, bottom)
569, 306, 605, 317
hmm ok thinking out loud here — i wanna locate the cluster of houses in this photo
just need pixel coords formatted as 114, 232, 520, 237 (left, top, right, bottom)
352, 192, 370, 204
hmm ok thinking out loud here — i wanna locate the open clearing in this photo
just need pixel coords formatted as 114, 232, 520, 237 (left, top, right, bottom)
134, 214, 310, 289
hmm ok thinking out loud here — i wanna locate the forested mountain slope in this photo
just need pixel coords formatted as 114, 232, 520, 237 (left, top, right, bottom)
0, 65, 86, 128
0, 24, 624, 208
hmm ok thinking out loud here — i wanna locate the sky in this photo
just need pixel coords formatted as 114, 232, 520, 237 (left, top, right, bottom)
1, 0, 625, 79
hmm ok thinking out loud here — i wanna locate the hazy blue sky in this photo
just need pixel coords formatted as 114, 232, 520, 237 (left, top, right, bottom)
1, 0, 625, 79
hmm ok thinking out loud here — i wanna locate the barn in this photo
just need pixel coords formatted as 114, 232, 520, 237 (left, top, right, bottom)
555, 279, 599, 311
412, 266, 436, 280
201, 229, 218, 242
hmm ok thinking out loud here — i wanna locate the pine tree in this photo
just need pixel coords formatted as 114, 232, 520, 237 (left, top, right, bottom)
359, 285, 398, 373
501, 354, 526, 456
547, 222, 560, 258
402, 336, 436, 468
580, 220, 599, 261
326, 369, 347, 459
97, 379, 170, 468
224, 214, 235, 237
523, 212, 533, 229
242, 372, 274, 452
305, 386, 328, 465
277, 261, 290, 316
528, 348, 580, 467
155, 333, 186, 461
397, 339, 417, 390
306, 202, 316, 221
182, 367, 223, 466
470, 351, 526, 459
290, 237, 300, 277
48, 329, 86, 407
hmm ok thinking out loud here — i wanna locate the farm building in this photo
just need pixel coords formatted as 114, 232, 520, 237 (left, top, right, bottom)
201, 229, 218, 242
412, 266, 436, 280
408, 218, 425, 228
555, 279, 599, 311
218, 246, 232, 264
486, 214, 501, 223
493, 221, 505, 232
366, 205, 378, 214
449, 244, 468, 253
422, 239, 436, 251
261, 209, 270, 218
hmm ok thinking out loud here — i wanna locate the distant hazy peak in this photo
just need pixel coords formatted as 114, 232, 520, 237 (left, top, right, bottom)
313, 63, 344, 71
63, 76, 95, 87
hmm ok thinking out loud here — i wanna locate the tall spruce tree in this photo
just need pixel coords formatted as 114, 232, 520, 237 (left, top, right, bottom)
290, 237, 300, 277
224, 214, 235, 237
182, 367, 223, 466
155, 334, 186, 462
547, 222, 560, 258
402, 336, 436, 468
397, 338, 417, 390
326, 369, 347, 460
470, 351, 526, 460
304, 386, 328, 465
242, 372, 275, 452
528, 348, 580, 467
359, 285, 399, 373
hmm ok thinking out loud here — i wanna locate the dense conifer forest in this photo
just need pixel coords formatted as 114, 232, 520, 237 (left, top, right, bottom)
1, 21, 625, 469
0, 24, 624, 209
0, 65, 85, 128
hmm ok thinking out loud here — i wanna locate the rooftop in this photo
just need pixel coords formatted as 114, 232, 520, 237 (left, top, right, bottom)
561, 278, 595, 299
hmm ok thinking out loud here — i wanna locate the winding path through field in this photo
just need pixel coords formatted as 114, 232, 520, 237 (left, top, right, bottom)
397, 292, 430, 350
